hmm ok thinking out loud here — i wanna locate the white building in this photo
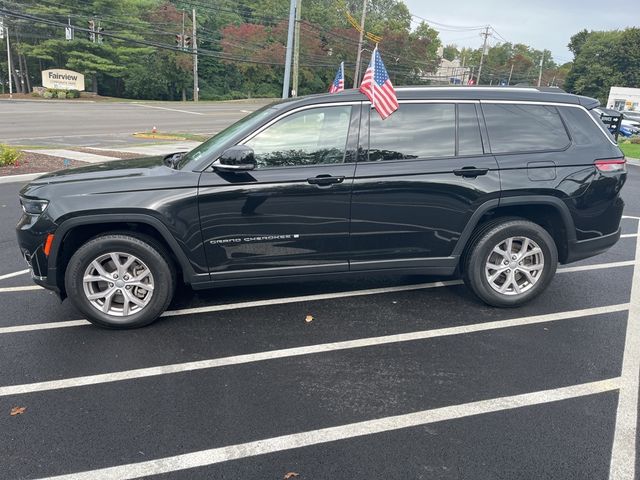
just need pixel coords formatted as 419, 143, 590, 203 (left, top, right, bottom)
421, 47, 471, 85
607, 86, 640, 112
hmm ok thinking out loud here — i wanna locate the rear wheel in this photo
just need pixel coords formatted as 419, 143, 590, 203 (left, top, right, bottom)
65, 233, 175, 328
463, 219, 558, 307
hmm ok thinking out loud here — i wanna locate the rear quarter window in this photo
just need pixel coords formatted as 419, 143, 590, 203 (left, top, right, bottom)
482, 103, 570, 154
559, 106, 614, 146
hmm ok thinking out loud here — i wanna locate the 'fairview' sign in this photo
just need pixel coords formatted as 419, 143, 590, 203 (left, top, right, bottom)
42, 69, 85, 91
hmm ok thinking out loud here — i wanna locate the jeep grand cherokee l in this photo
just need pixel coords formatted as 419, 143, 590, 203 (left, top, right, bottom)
16, 87, 627, 328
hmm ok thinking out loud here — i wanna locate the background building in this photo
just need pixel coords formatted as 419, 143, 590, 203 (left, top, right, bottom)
607, 86, 640, 111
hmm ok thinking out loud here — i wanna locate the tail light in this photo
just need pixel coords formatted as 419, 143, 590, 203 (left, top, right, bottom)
594, 158, 626, 172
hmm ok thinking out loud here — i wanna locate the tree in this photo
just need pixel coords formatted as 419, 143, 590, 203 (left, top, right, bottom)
564, 28, 640, 103
442, 44, 459, 61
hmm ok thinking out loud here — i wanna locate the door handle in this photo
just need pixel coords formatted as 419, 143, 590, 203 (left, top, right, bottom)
307, 175, 345, 185
453, 167, 489, 178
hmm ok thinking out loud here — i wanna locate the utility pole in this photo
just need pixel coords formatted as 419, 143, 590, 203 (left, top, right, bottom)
3, 21, 11, 98
477, 26, 491, 86
537, 51, 545, 87
291, 0, 301, 97
192, 8, 198, 102
352, 0, 367, 88
282, 0, 296, 98
507, 63, 514, 85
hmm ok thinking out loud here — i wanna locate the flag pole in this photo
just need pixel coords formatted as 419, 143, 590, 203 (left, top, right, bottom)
371, 44, 378, 110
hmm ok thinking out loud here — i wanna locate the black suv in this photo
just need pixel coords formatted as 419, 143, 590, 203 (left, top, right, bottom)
16, 87, 627, 328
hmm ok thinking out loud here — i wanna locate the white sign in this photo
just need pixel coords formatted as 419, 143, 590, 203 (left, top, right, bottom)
42, 69, 85, 91
65, 26, 73, 41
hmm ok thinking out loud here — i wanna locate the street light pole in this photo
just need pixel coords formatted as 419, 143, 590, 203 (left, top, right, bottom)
5, 25, 12, 99
192, 8, 198, 102
291, 0, 301, 97
282, 0, 296, 98
537, 51, 545, 87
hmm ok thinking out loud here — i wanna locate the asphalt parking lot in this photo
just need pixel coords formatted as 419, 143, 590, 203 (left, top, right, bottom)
0, 164, 638, 479
0, 99, 270, 147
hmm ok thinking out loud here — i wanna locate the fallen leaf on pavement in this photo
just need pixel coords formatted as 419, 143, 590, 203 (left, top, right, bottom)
305, 315, 313, 323
10, 407, 26, 416
284, 473, 299, 479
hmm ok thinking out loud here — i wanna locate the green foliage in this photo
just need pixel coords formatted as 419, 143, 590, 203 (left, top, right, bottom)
458, 42, 558, 86
619, 142, 640, 159
442, 44, 459, 61
9, 0, 597, 100
564, 28, 640, 103
0, 145, 22, 167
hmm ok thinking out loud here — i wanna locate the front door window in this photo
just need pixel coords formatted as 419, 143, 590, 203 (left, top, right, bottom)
245, 106, 352, 168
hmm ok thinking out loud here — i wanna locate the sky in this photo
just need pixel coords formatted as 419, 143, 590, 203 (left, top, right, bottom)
404, 0, 634, 64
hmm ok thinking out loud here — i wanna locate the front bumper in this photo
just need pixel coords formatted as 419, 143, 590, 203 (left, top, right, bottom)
16, 212, 59, 294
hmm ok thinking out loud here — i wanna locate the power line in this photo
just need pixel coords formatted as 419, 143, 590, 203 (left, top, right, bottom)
0, 8, 343, 68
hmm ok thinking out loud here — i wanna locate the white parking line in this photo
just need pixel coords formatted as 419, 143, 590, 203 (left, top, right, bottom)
0, 269, 29, 281
0, 303, 628, 398
621, 234, 638, 239
556, 260, 635, 273
0, 260, 634, 333
609, 223, 640, 480
0, 285, 43, 293
38, 377, 621, 480
131, 103, 206, 116
622, 215, 640, 220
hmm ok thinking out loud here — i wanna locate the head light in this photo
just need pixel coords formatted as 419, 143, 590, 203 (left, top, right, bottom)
20, 197, 49, 215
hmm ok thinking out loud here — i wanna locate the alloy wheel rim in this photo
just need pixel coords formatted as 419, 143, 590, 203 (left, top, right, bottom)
82, 252, 155, 317
484, 236, 544, 296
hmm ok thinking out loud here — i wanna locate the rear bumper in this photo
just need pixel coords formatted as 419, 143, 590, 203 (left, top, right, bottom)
564, 227, 621, 264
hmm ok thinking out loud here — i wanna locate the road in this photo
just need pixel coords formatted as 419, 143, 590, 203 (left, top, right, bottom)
0, 163, 637, 479
0, 99, 272, 147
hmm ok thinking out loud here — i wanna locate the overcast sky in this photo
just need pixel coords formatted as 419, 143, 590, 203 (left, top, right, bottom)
404, 0, 633, 63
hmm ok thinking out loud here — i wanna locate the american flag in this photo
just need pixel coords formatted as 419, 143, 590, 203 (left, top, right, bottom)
329, 62, 345, 93
359, 47, 398, 119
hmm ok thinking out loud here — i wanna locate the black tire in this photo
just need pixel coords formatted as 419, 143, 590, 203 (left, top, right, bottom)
64, 233, 176, 328
463, 218, 558, 307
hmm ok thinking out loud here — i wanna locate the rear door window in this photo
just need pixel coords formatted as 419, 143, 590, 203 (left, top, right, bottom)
366, 103, 456, 161
482, 103, 570, 153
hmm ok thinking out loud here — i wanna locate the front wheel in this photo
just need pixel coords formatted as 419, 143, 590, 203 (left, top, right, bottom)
65, 233, 175, 328
463, 219, 558, 307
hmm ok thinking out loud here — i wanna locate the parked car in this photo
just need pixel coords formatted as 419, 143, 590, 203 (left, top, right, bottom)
621, 119, 640, 134
621, 110, 640, 122
17, 86, 627, 328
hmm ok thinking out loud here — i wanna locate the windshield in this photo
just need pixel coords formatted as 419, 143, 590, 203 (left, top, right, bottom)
177, 105, 277, 170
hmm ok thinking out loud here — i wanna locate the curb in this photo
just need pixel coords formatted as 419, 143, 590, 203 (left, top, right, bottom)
626, 157, 640, 167
0, 172, 49, 185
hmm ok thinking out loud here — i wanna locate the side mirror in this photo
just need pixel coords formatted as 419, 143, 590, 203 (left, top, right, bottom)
213, 146, 256, 172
